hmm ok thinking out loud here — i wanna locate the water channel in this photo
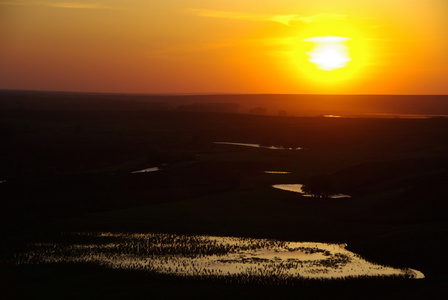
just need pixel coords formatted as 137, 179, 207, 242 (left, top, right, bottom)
215, 142, 302, 151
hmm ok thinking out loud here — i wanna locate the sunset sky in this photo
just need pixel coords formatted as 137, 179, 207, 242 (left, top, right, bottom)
1, 0, 447, 94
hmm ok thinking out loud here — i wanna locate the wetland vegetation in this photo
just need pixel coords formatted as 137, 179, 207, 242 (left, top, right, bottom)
11, 232, 423, 281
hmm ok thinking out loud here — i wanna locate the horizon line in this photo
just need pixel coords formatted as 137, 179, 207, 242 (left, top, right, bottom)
1, 88, 447, 97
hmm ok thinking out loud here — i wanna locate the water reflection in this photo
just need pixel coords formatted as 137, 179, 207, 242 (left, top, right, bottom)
215, 142, 302, 151
132, 167, 160, 174
273, 184, 351, 198
13, 232, 423, 281
265, 171, 291, 174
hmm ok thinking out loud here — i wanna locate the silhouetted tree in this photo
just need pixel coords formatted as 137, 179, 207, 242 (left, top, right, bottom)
249, 107, 266, 115
278, 110, 288, 117
302, 174, 339, 198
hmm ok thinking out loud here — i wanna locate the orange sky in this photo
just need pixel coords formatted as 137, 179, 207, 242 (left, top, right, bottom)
0, 0, 447, 94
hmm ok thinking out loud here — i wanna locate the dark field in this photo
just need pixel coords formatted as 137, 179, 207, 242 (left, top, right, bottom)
1, 93, 448, 299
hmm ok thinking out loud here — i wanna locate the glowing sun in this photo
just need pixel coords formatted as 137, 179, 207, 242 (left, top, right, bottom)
293, 24, 369, 85
305, 36, 351, 71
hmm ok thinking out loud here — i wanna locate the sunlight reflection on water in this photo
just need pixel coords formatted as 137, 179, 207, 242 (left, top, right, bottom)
215, 142, 302, 151
132, 167, 160, 173
273, 184, 351, 199
265, 171, 292, 174
13, 232, 423, 280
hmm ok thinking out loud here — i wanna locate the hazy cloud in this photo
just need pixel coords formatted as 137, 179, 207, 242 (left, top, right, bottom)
0, 0, 126, 10
0, 0, 26, 5
188, 9, 268, 22
188, 9, 347, 26
38, 2, 102, 9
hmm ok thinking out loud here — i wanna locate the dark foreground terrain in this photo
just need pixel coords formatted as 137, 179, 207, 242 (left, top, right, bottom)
1, 101, 448, 298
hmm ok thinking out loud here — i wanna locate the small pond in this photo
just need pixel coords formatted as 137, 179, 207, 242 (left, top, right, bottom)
132, 167, 160, 174
273, 184, 351, 199
12, 232, 423, 281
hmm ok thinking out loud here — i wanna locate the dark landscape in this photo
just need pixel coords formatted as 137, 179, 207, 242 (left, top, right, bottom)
1, 91, 448, 299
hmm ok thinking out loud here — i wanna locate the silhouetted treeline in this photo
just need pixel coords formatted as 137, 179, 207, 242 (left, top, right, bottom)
177, 102, 239, 113
1, 89, 448, 117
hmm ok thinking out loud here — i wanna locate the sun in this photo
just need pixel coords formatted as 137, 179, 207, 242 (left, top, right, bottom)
292, 22, 370, 85
305, 36, 351, 71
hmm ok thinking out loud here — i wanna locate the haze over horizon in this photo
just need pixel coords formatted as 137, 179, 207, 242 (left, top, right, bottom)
1, 0, 448, 95
3, 89, 448, 97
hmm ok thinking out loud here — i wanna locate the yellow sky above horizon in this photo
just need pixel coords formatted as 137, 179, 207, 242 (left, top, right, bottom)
0, 0, 447, 94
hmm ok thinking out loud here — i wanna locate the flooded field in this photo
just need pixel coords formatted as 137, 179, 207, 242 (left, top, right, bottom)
273, 184, 351, 199
215, 142, 302, 151
12, 232, 423, 282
